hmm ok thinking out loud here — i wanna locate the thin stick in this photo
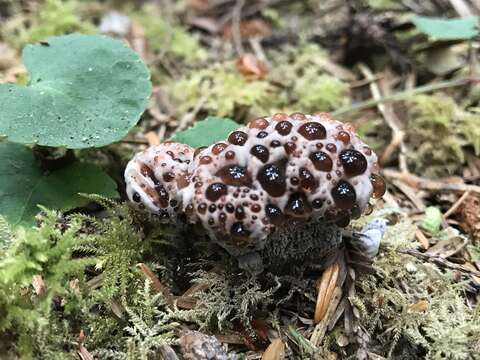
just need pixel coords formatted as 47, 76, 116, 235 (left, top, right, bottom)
232, 0, 245, 55
137, 263, 174, 306
443, 190, 471, 219
357, 64, 407, 170
383, 169, 480, 194
333, 77, 476, 116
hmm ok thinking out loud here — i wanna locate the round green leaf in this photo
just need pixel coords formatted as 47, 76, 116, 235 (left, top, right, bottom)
0, 34, 151, 149
0, 142, 118, 226
171, 116, 241, 148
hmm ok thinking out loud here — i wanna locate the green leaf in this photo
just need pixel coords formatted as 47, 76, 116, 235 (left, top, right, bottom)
0, 34, 151, 149
420, 206, 443, 235
0, 142, 118, 226
412, 16, 479, 40
171, 116, 241, 148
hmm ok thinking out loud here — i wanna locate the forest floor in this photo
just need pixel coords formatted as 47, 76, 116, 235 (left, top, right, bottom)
1, 0, 480, 359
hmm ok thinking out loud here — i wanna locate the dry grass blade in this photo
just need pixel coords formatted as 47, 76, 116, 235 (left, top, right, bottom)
314, 262, 339, 324
262, 338, 285, 360
137, 263, 174, 306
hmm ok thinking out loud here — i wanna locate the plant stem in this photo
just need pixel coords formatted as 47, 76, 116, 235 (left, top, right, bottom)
333, 76, 477, 116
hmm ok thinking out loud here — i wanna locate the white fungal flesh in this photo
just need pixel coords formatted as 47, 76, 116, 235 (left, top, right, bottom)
124, 113, 385, 253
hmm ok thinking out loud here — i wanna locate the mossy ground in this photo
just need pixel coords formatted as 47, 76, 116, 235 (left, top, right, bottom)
1, 0, 480, 359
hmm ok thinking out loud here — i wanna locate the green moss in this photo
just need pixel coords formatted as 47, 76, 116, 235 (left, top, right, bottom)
406, 94, 480, 176
132, 4, 207, 63
269, 42, 348, 113
169, 63, 276, 118
2, 0, 95, 48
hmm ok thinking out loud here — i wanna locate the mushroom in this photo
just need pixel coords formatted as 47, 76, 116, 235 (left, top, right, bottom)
125, 113, 386, 271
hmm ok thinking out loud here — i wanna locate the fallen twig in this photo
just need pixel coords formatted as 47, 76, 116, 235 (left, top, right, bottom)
383, 169, 480, 194
398, 248, 480, 277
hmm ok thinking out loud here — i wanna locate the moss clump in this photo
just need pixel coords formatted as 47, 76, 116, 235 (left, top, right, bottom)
2, 0, 95, 47
405, 94, 480, 177
169, 63, 275, 118
269, 43, 349, 113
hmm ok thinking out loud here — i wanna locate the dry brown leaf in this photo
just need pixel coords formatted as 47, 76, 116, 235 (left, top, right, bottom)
315, 263, 339, 323
425, 229, 467, 258
261, 338, 285, 360
409, 300, 429, 312
235, 53, 268, 79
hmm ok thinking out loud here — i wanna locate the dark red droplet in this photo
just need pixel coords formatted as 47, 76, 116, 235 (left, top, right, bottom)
257, 163, 286, 197
250, 145, 269, 163
200, 156, 212, 164
335, 211, 351, 227
275, 121, 292, 135
370, 173, 386, 198
198, 203, 207, 214
208, 218, 215, 225
284, 142, 296, 155
225, 203, 235, 213
163, 172, 175, 182
331, 180, 356, 209
132, 192, 141, 202
249, 117, 269, 129
290, 177, 300, 185
337, 131, 350, 145
156, 185, 170, 208
228, 131, 248, 146
309, 151, 333, 172
225, 151, 235, 160
251, 204, 261, 212
206, 183, 228, 202
270, 140, 281, 148
290, 112, 307, 120
339, 149, 367, 177
284, 193, 312, 218
265, 204, 284, 225
250, 194, 259, 201
216, 165, 251, 187
208, 204, 216, 213
219, 212, 227, 223
257, 131, 268, 139
230, 222, 251, 240
297, 122, 326, 140
312, 198, 323, 209
299, 168, 318, 190
194, 146, 207, 158
273, 113, 288, 121
326, 143, 337, 153
235, 205, 246, 220
212, 143, 228, 155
